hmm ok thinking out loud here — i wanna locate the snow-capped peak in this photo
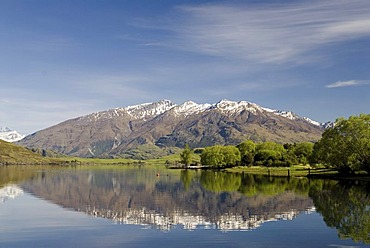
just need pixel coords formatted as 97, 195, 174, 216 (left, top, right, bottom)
215, 99, 240, 110
124, 100, 176, 119
82, 100, 177, 122
262, 108, 326, 127
173, 101, 212, 116
272, 110, 299, 120
302, 117, 321, 126
79, 99, 328, 128
212, 99, 262, 115
0, 127, 25, 142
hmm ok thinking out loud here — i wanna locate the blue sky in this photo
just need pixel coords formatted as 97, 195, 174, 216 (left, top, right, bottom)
1, 0, 369, 134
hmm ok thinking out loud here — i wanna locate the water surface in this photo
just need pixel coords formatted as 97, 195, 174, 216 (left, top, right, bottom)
0, 165, 368, 247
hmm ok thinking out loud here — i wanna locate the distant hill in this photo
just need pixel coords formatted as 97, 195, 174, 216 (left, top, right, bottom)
18, 99, 327, 158
0, 139, 51, 164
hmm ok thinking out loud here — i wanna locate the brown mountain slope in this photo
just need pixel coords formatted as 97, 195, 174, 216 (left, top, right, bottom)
18, 100, 324, 158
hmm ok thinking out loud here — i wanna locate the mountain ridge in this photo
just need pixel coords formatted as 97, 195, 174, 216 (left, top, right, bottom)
18, 99, 327, 158
77, 99, 330, 127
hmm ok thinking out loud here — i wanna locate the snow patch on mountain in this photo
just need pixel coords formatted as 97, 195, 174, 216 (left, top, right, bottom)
0, 127, 25, 142
78, 99, 328, 128
212, 99, 264, 115
123, 99, 327, 127
303, 117, 321, 126
125, 100, 176, 120
273, 110, 299, 120
80, 100, 177, 122
262, 107, 329, 127
173, 101, 212, 116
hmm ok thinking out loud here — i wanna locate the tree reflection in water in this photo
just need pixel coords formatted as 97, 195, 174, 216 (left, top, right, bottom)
0, 166, 368, 244
199, 171, 313, 197
309, 180, 370, 244
199, 171, 370, 244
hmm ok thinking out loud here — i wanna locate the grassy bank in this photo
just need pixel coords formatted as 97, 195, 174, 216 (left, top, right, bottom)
226, 165, 370, 180
0, 139, 59, 165
225, 165, 318, 177
62, 153, 184, 166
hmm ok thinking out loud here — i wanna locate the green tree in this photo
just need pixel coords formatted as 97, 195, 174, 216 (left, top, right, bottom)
313, 114, 370, 174
311, 127, 350, 171
221, 145, 241, 167
254, 142, 285, 166
200, 145, 241, 167
200, 145, 224, 167
291, 142, 314, 165
180, 144, 193, 166
237, 140, 256, 166
256, 141, 285, 153
293, 142, 314, 157
254, 149, 281, 165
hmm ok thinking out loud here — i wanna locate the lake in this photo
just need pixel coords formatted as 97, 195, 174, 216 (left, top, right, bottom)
0, 165, 369, 248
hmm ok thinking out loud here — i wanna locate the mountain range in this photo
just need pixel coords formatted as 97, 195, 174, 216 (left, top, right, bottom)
0, 127, 25, 142
18, 99, 328, 158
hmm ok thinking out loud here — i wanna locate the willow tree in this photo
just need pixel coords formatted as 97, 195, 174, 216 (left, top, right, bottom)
237, 140, 256, 166
200, 145, 241, 168
313, 114, 370, 174
180, 144, 193, 166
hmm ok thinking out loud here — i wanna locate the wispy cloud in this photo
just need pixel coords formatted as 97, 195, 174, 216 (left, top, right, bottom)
326, 80, 370, 88
157, 0, 370, 64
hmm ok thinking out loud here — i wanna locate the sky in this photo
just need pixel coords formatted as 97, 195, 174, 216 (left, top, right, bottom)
0, 0, 369, 135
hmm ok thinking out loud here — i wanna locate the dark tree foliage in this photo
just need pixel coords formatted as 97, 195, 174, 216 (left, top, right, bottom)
312, 114, 370, 174
200, 140, 314, 168
254, 141, 293, 167
310, 181, 370, 244
180, 144, 193, 166
237, 141, 256, 166
200, 145, 241, 168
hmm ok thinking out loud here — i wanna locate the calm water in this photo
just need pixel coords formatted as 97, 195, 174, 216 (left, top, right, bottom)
0, 165, 369, 248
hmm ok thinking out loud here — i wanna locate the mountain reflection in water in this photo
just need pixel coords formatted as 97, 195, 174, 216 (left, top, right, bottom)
0, 184, 23, 204
20, 167, 315, 232
1, 166, 369, 245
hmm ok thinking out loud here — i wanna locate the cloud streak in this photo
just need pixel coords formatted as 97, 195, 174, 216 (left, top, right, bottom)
326, 80, 370, 88
159, 0, 370, 64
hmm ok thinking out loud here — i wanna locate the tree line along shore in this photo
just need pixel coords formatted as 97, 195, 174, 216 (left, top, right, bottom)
178, 114, 370, 177
1, 114, 369, 179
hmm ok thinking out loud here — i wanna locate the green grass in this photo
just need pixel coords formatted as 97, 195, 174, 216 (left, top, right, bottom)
66, 157, 137, 165
0, 139, 185, 166
225, 165, 337, 177
145, 153, 201, 166
0, 140, 137, 166
226, 165, 370, 180
0, 139, 58, 165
